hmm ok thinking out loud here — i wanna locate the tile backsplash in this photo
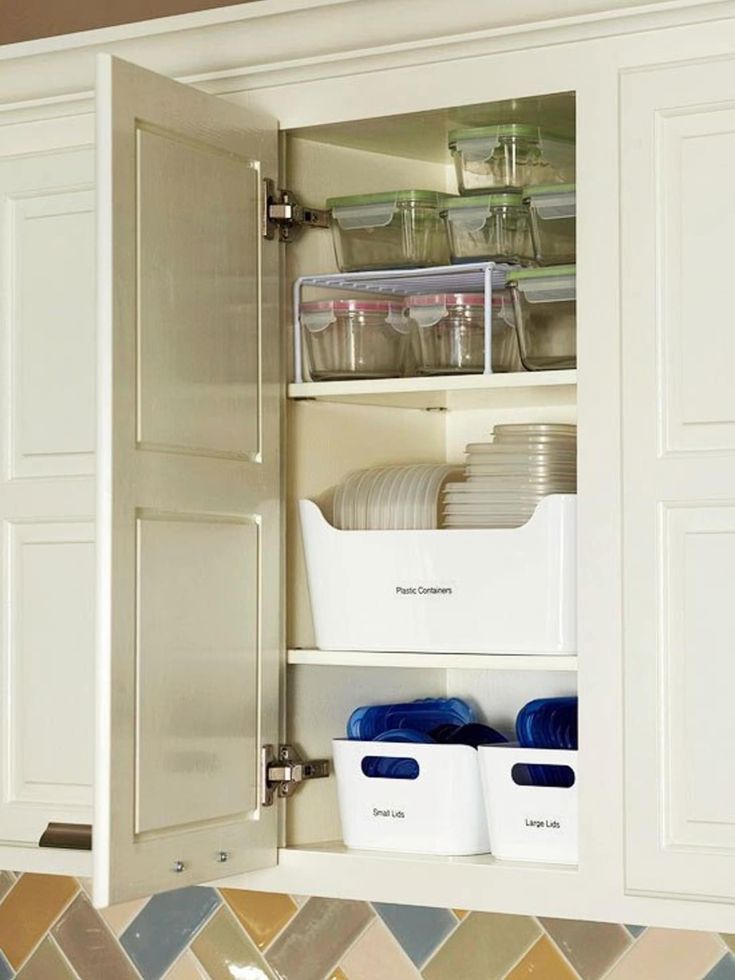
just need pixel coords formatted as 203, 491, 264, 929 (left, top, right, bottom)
0, 873, 732, 980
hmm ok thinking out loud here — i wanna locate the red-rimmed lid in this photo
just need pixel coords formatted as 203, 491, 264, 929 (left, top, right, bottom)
301, 299, 404, 315
407, 292, 504, 308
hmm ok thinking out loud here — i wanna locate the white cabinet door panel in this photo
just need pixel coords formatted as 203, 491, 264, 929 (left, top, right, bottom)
622, 54, 735, 901
95, 55, 281, 906
0, 147, 96, 847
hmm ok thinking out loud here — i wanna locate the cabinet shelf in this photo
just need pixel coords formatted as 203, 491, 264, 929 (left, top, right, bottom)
287, 648, 578, 671
287, 370, 577, 410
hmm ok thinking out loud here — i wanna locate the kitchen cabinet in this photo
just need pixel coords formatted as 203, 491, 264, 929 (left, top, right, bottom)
1, 0, 735, 927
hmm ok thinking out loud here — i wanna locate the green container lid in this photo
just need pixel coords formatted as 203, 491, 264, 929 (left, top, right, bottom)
327, 189, 447, 209
441, 192, 524, 210
448, 124, 573, 147
508, 264, 576, 282
522, 183, 576, 197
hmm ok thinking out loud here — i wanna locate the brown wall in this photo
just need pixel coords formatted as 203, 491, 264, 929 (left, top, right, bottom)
0, 0, 257, 45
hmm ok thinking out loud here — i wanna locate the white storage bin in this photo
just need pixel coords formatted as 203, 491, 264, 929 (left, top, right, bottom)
333, 739, 489, 855
300, 494, 577, 654
478, 745, 578, 863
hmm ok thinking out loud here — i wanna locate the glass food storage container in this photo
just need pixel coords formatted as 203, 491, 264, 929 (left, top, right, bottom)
300, 299, 409, 380
441, 192, 534, 264
524, 184, 576, 265
327, 190, 451, 272
448, 125, 575, 195
507, 266, 576, 371
406, 291, 520, 375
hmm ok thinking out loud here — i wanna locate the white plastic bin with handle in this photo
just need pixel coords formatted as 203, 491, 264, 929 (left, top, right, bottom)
478, 745, 578, 863
333, 739, 489, 855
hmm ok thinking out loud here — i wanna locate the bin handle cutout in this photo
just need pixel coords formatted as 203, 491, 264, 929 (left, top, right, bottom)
511, 763, 575, 788
361, 756, 420, 780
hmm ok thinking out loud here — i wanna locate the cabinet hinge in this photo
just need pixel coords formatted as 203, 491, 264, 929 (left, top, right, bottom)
262, 744, 330, 806
263, 178, 330, 242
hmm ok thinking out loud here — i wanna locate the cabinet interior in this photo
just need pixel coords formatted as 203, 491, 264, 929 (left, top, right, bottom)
281, 91, 579, 855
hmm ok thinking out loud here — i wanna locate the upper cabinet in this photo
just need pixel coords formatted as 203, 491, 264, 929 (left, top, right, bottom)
622, 53, 735, 901
94, 56, 282, 906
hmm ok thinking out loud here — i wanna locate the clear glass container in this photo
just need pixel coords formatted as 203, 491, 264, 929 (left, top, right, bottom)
508, 266, 576, 371
441, 192, 535, 264
524, 184, 576, 265
301, 300, 408, 380
406, 291, 520, 375
448, 124, 575, 195
327, 190, 451, 272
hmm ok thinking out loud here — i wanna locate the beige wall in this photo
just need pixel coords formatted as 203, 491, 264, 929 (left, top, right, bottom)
0, 0, 257, 45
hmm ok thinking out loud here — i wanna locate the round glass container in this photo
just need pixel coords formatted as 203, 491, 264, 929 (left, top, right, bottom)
406, 291, 520, 375
301, 299, 408, 380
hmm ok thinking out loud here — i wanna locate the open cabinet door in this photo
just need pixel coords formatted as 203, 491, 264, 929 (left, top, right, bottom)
94, 55, 282, 906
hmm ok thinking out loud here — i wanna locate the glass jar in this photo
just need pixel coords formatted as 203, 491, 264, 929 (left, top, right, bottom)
507, 266, 576, 371
301, 300, 409, 380
327, 190, 452, 272
406, 291, 520, 375
448, 124, 575, 195
441, 192, 534, 264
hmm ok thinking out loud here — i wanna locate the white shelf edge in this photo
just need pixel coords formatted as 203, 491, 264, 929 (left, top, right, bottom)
288, 370, 577, 407
287, 648, 578, 671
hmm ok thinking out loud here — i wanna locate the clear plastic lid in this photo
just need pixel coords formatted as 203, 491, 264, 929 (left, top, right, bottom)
327, 190, 449, 230
448, 124, 573, 149
523, 183, 576, 220
407, 292, 502, 308
300, 299, 407, 333
508, 265, 576, 303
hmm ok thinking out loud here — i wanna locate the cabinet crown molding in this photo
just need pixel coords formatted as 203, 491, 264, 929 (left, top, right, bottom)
1, 0, 735, 119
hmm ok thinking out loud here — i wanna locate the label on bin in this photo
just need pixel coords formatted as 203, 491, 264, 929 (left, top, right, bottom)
373, 807, 406, 820
395, 583, 454, 596
525, 817, 562, 830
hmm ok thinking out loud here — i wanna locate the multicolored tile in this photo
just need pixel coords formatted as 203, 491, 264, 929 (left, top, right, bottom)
327, 970, 351, 980
603, 928, 724, 980
52, 892, 139, 980
705, 953, 735, 980
723, 935, 735, 955
165, 948, 212, 979
505, 935, 578, 980
422, 911, 540, 980
15, 936, 77, 980
342, 919, 421, 980
0, 950, 12, 980
373, 903, 457, 968
191, 907, 275, 980
0, 873, 15, 905
624, 924, 646, 938
120, 886, 220, 979
220, 889, 297, 949
266, 897, 373, 980
101, 897, 150, 937
0, 873, 78, 968
539, 917, 632, 979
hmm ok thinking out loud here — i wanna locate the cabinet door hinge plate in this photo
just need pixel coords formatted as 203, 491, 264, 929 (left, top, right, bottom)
262, 744, 330, 806
263, 178, 330, 242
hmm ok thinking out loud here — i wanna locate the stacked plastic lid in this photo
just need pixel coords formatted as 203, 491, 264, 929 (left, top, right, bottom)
347, 697, 507, 779
516, 696, 578, 787
333, 464, 462, 530
442, 423, 576, 529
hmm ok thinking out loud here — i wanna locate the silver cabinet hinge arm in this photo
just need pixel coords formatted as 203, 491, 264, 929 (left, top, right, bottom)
262, 744, 330, 806
263, 178, 330, 242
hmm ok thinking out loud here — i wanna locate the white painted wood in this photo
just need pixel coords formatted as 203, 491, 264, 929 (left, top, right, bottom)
95, 55, 281, 905
287, 649, 578, 671
622, 53, 735, 901
288, 371, 577, 410
0, 144, 96, 851
0, 0, 731, 118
